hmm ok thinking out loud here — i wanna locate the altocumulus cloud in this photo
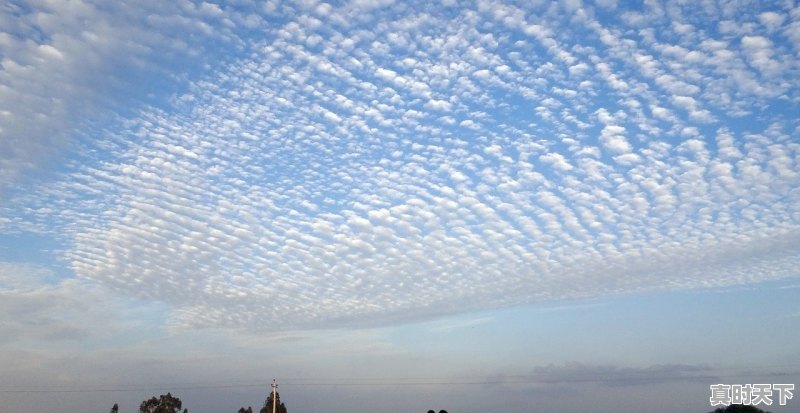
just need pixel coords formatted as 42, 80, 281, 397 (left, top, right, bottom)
0, 0, 265, 190
2, 0, 799, 331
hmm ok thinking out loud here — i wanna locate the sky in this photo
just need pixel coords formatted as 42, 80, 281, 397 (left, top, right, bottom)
1, 0, 799, 412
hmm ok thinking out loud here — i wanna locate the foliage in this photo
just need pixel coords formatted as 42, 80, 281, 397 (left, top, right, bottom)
139, 392, 188, 413
259, 390, 287, 413
111, 403, 119, 413
709, 405, 771, 413
238, 407, 253, 413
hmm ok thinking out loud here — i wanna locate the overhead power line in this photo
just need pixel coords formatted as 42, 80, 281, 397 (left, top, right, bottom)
2, 365, 798, 394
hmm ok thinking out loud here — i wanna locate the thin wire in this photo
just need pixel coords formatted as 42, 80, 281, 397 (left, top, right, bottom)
2, 364, 797, 394
3, 374, 798, 394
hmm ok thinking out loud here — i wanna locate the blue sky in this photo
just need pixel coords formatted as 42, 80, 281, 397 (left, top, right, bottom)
1, 0, 799, 412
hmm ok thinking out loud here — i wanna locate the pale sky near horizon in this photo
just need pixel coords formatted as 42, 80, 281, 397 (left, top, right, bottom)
1, 0, 799, 412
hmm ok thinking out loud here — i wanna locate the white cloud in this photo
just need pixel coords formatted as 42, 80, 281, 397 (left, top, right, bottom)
2, 0, 799, 333
0, 0, 261, 192
594, 0, 617, 10
0, 261, 164, 345
741, 35, 781, 76
539, 152, 574, 172
758, 11, 786, 31
424, 98, 452, 112
350, 0, 396, 11
600, 125, 632, 154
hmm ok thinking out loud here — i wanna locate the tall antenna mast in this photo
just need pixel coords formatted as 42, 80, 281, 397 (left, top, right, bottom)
271, 379, 278, 413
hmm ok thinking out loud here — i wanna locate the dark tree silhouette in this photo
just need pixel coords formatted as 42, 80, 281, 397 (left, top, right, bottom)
238, 407, 254, 413
139, 393, 188, 413
110, 403, 119, 413
259, 390, 287, 413
709, 406, 771, 413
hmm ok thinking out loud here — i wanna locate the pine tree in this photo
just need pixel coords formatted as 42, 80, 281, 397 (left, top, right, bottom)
259, 390, 287, 413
